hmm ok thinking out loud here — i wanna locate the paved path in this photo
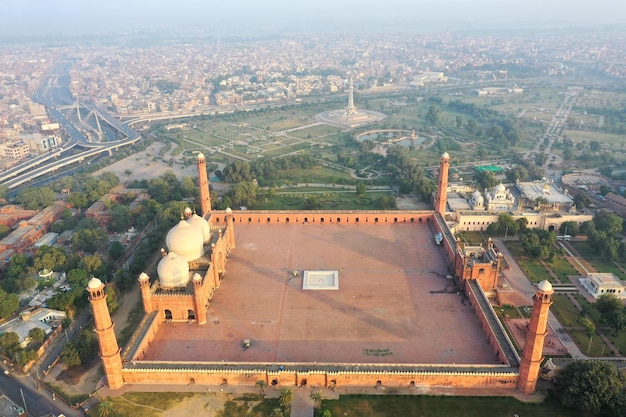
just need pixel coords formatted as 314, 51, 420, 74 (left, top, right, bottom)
290, 389, 315, 417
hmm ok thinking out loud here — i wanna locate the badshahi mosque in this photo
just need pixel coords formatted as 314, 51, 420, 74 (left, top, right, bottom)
88, 152, 553, 394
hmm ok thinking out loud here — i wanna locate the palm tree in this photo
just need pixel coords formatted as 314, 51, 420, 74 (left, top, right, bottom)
270, 407, 284, 417
255, 379, 267, 397
98, 398, 114, 417
278, 387, 294, 415
309, 390, 323, 411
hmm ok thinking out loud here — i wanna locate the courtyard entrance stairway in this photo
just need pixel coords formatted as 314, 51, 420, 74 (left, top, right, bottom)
290, 389, 315, 417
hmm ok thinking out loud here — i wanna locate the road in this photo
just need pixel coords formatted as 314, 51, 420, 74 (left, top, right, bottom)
0, 367, 83, 417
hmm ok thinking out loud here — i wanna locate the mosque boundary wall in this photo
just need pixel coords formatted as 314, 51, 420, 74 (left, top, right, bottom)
120, 361, 519, 389
209, 210, 435, 226
466, 280, 521, 367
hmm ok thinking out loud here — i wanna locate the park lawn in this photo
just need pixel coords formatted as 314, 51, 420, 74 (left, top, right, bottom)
323, 394, 577, 417
570, 329, 611, 357
562, 129, 626, 147
586, 258, 626, 280
546, 258, 579, 283
268, 166, 355, 184
89, 392, 196, 417
550, 294, 581, 327
455, 231, 485, 245
289, 125, 343, 139
256, 142, 312, 158
518, 258, 553, 283
258, 192, 391, 210
266, 118, 314, 131
504, 241, 526, 258
496, 304, 523, 319
607, 331, 626, 357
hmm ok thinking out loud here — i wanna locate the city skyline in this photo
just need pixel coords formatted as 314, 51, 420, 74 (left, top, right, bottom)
2, 0, 625, 39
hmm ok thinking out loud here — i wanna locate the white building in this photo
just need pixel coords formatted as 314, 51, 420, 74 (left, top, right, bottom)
580, 273, 626, 299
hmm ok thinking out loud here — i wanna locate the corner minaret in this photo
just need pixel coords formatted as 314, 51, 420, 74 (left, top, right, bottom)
197, 152, 212, 216
87, 277, 124, 389
434, 152, 450, 215
346, 79, 356, 117
518, 280, 553, 394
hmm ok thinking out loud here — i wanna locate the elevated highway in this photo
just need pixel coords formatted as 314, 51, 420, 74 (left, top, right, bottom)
1, 63, 141, 189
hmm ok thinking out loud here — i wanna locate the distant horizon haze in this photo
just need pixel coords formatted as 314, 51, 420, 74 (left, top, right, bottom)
2, 0, 625, 39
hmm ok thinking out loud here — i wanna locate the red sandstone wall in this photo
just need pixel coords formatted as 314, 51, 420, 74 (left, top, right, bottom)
209, 210, 434, 226
121, 367, 518, 389
465, 281, 515, 366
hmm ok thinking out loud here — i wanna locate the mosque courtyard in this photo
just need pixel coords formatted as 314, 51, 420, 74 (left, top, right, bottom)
142, 223, 499, 365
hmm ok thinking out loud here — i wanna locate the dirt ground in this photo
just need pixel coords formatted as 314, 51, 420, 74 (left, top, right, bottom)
92, 142, 198, 181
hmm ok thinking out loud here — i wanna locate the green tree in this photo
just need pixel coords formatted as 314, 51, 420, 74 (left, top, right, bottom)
68, 192, 89, 209
110, 205, 131, 232
558, 361, 624, 416
0, 332, 19, 356
16, 349, 38, 367
73, 228, 107, 253
33, 246, 67, 272
279, 387, 294, 415
61, 344, 82, 366
594, 211, 623, 235
473, 171, 498, 191
0, 288, 19, 319
15, 187, 56, 209
424, 105, 441, 125
255, 380, 266, 397
81, 254, 103, 274
559, 221, 579, 236
310, 390, 323, 411
596, 294, 626, 335
108, 241, 125, 260
98, 399, 114, 417
573, 193, 591, 210
356, 183, 366, 196
28, 328, 45, 344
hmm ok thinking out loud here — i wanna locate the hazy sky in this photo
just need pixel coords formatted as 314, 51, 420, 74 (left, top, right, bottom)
2, 0, 625, 38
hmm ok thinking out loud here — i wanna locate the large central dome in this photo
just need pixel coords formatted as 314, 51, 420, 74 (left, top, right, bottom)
166, 219, 204, 262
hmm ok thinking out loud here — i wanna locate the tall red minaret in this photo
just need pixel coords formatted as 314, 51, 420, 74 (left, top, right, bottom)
87, 277, 124, 389
197, 152, 212, 216
518, 280, 553, 394
434, 152, 450, 215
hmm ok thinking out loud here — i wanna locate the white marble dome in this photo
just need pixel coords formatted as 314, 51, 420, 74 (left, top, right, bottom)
495, 183, 506, 193
537, 280, 553, 293
87, 277, 103, 289
157, 251, 190, 287
166, 219, 204, 262
187, 213, 211, 244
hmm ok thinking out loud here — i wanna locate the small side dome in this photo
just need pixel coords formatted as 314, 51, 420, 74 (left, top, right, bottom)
87, 277, 103, 289
166, 219, 204, 262
537, 280, 553, 293
192, 273, 202, 282
138, 272, 150, 281
495, 183, 506, 193
225, 207, 233, 213
441, 152, 450, 159
197, 152, 205, 160
157, 252, 190, 287
187, 214, 211, 244
472, 190, 481, 198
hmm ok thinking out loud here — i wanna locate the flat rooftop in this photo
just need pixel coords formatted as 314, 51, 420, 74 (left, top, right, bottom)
143, 223, 499, 365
